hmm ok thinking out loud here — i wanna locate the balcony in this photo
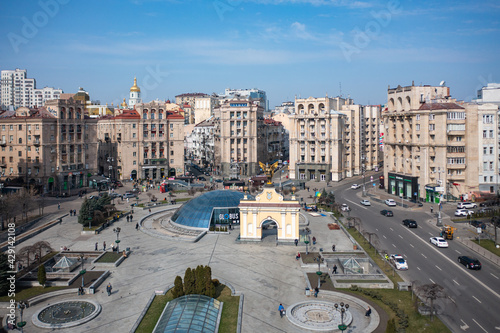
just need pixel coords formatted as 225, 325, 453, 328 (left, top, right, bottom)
447, 163, 466, 169
0, 141, 6, 147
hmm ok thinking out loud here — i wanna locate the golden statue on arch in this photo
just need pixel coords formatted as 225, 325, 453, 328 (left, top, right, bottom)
259, 161, 280, 185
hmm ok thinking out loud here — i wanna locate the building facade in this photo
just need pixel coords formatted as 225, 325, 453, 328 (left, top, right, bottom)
1, 69, 36, 109
473, 83, 500, 106
185, 117, 216, 170
221, 88, 268, 111
0, 98, 98, 194
33, 87, 63, 108
215, 98, 267, 177
382, 83, 484, 202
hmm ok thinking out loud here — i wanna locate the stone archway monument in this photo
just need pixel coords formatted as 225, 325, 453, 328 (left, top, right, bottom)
239, 162, 300, 243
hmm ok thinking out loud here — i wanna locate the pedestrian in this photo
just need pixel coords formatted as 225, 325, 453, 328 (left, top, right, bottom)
127, 216, 130, 222
69, 210, 72, 216
431, 206, 434, 214
312, 236, 316, 245
314, 286, 319, 297
106, 283, 112, 296
58, 203, 61, 210
296, 252, 301, 260
95, 242, 98, 251
103, 241, 106, 251
332, 244, 336, 252
130, 215, 133, 221
333, 264, 337, 274
365, 306, 371, 317
135, 223, 139, 230
149, 208, 151, 213
294, 239, 298, 246
278, 303, 285, 318
74, 209, 77, 216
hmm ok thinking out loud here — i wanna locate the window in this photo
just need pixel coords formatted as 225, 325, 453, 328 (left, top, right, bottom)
416, 124, 420, 131
133, 142, 136, 147
170, 159, 174, 163
133, 124, 136, 129
490, 147, 494, 154
490, 130, 494, 138
484, 176, 488, 182
490, 176, 494, 182
483, 114, 494, 124
483, 147, 487, 154
447, 124, 465, 131
483, 162, 488, 171
170, 151, 174, 156
490, 161, 494, 171
170, 124, 173, 129
416, 114, 420, 120
132, 133, 136, 138
18, 151, 22, 157
18, 125, 22, 130
448, 112, 466, 120
133, 152, 136, 157
133, 161, 136, 165
170, 133, 173, 138
18, 138, 22, 144
429, 124, 435, 131
429, 114, 435, 120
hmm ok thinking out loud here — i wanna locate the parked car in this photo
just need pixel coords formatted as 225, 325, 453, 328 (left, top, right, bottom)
402, 219, 418, 228
389, 254, 408, 270
430, 236, 449, 248
380, 210, 394, 217
455, 209, 474, 217
457, 202, 477, 209
479, 207, 493, 214
360, 199, 371, 206
122, 193, 137, 199
215, 179, 223, 183
385, 199, 397, 207
458, 256, 481, 270
197, 176, 207, 181
351, 184, 361, 190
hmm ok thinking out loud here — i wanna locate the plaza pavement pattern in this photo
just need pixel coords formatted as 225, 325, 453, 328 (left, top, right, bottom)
2, 188, 380, 333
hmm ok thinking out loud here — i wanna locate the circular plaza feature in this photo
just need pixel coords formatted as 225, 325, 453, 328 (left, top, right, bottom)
286, 300, 353, 331
170, 190, 251, 229
32, 300, 101, 329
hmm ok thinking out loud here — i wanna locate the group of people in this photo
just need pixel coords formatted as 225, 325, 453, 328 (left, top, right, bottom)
69, 209, 77, 216
126, 214, 134, 222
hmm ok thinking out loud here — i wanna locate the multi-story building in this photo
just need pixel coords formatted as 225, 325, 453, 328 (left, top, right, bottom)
273, 101, 294, 115
33, 87, 63, 108
97, 98, 185, 181
185, 117, 216, 170
221, 88, 268, 111
473, 83, 500, 106
215, 98, 267, 177
1, 69, 36, 109
0, 97, 98, 193
194, 95, 218, 125
288, 95, 381, 183
382, 83, 484, 202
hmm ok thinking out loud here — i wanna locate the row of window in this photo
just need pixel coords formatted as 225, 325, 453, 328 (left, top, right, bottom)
483, 161, 495, 171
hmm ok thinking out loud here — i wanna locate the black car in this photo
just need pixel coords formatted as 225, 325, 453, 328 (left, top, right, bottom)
380, 210, 394, 217
402, 219, 418, 228
458, 256, 481, 270
470, 220, 486, 229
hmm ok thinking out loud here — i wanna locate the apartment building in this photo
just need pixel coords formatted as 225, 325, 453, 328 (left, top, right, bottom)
194, 96, 218, 125
221, 88, 268, 112
0, 98, 98, 193
185, 117, 216, 169
33, 87, 63, 108
215, 98, 267, 177
473, 83, 500, 106
382, 83, 484, 202
98, 100, 185, 181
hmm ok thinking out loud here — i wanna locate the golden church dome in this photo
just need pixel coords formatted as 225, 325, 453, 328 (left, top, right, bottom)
130, 77, 140, 92
121, 98, 127, 107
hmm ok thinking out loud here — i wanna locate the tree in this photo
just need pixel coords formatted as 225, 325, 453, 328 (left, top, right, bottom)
32, 241, 52, 262
18, 245, 35, 268
415, 283, 447, 321
0, 253, 10, 296
195, 265, 206, 294
362, 231, 379, 249
184, 268, 195, 294
172, 276, 185, 298
38, 264, 47, 287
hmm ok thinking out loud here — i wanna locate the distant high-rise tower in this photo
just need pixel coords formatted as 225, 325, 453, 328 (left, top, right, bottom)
128, 77, 141, 108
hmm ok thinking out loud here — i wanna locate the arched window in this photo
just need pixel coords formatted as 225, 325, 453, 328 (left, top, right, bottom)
143, 109, 148, 120
68, 108, 73, 119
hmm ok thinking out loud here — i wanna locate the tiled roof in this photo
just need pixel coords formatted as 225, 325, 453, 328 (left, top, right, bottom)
419, 102, 464, 110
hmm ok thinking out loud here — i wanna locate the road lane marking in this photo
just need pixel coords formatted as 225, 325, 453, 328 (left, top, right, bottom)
472, 318, 488, 333
410, 244, 414, 248
383, 235, 387, 239
390, 227, 394, 231
472, 296, 482, 304
453, 279, 459, 285
398, 234, 403, 239
405, 228, 500, 300
345, 198, 368, 209
428, 232, 433, 236
455, 249, 461, 254
422, 254, 427, 258
460, 319, 469, 330
392, 243, 396, 248
435, 265, 442, 271
449, 296, 456, 304
375, 228, 379, 231
491, 273, 499, 280
417, 267, 421, 270
429, 278, 435, 283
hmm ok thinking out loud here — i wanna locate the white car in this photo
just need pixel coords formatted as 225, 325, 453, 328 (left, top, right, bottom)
360, 199, 371, 206
385, 199, 397, 207
455, 209, 474, 217
341, 204, 350, 212
457, 202, 477, 209
389, 254, 408, 270
430, 237, 449, 248
351, 184, 361, 189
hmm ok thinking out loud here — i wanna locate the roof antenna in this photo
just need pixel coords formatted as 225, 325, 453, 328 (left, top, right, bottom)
339, 82, 342, 98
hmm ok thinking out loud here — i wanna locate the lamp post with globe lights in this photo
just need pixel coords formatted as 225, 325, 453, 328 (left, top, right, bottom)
334, 302, 349, 331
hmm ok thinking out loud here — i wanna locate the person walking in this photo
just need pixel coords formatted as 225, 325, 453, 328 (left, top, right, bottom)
103, 241, 106, 251
294, 239, 298, 246
135, 223, 139, 230
58, 203, 61, 210
278, 304, 285, 318
314, 286, 319, 298
106, 283, 112, 296
95, 242, 98, 251
333, 264, 337, 274
69, 210, 72, 216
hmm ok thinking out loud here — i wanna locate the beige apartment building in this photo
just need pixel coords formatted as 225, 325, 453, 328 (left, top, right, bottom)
0, 98, 98, 194
288, 96, 382, 183
97, 100, 185, 181
215, 98, 267, 177
382, 83, 487, 202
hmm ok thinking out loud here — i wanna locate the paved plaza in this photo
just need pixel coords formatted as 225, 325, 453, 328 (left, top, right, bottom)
1, 180, 382, 332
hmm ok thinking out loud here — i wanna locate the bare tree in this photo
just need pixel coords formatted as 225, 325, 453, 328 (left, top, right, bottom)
32, 241, 52, 262
18, 245, 35, 268
414, 283, 447, 321
362, 231, 379, 249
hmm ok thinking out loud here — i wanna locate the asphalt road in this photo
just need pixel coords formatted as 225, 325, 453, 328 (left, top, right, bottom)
338, 183, 500, 333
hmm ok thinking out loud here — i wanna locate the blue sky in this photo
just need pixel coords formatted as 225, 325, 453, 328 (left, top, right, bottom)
1, 0, 499, 108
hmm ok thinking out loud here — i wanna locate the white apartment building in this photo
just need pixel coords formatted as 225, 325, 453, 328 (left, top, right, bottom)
221, 88, 268, 111
185, 117, 216, 169
475, 103, 500, 194
474, 83, 500, 106
33, 87, 63, 107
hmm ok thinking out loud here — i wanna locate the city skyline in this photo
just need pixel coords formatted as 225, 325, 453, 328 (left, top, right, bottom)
1, 0, 499, 108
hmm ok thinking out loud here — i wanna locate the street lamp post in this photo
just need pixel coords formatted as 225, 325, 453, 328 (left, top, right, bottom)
316, 254, 322, 289
437, 168, 443, 227
334, 302, 349, 331
113, 227, 121, 252
79, 253, 86, 288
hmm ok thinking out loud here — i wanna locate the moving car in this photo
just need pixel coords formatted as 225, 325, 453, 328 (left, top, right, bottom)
389, 254, 408, 270
457, 202, 477, 209
455, 209, 474, 217
430, 237, 449, 248
385, 199, 397, 207
360, 199, 371, 206
122, 193, 137, 199
351, 184, 361, 190
380, 210, 394, 217
470, 220, 486, 229
458, 256, 481, 270
402, 219, 418, 228
341, 204, 350, 212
